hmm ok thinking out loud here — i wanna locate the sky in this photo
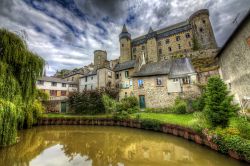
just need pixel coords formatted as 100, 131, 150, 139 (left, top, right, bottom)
0, 0, 249, 76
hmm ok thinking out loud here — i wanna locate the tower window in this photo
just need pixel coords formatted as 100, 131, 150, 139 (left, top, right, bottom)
158, 49, 162, 54
202, 20, 206, 24
121, 44, 124, 47
168, 47, 172, 52
185, 33, 190, 38
199, 28, 204, 33
176, 36, 180, 41
158, 41, 162, 46
132, 47, 136, 53
142, 46, 145, 50
165, 39, 170, 44
178, 44, 181, 49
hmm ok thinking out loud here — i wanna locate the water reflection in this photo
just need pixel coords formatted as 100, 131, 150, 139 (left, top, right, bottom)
0, 126, 247, 166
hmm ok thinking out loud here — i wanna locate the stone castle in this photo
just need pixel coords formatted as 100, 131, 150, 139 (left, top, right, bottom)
61, 9, 220, 108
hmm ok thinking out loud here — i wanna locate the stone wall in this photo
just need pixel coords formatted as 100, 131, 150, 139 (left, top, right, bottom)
133, 76, 178, 108
218, 17, 250, 104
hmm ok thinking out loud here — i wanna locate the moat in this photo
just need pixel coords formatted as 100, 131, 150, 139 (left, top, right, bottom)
0, 126, 248, 166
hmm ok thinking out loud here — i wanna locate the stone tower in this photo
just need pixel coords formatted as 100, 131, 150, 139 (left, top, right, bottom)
119, 24, 131, 63
146, 27, 158, 63
189, 9, 217, 49
94, 50, 107, 69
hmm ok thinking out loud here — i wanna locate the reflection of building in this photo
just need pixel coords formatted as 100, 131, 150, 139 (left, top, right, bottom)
36, 76, 77, 112
216, 11, 250, 107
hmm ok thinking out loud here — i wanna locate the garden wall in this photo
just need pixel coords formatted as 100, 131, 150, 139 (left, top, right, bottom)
37, 117, 249, 163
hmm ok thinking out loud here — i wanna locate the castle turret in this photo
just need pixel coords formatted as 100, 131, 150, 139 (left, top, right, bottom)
94, 50, 107, 69
146, 27, 158, 63
189, 9, 217, 49
119, 24, 131, 63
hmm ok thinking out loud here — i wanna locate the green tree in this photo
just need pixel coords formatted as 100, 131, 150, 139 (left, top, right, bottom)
203, 76, 239, 128
0, 29, 44, 145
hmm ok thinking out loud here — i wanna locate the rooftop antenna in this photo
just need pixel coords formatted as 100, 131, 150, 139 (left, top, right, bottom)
232, 13, 241, 24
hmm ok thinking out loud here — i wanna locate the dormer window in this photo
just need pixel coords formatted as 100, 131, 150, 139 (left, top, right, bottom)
176, 36, 181, 41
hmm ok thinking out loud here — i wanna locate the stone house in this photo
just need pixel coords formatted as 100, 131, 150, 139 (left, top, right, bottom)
114, 60, 136, 99
132, 58, 198, 108
216, 10, 250, 107
36, 76, 77, 112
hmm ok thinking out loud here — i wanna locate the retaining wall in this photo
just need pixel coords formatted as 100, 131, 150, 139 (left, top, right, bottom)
37, 117, 249, 163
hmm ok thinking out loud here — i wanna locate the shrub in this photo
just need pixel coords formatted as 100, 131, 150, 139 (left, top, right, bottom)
113, 111, 130, 120
191, 93, 206, 112
213, 134, 250, 160
116, 96, 139, 113
140, 119, 162, 130
236, 117, 250, 140
203, 76, 239, 128
102, 94, 117, 114
191, 112, 210, 133
172, 97, 187, 114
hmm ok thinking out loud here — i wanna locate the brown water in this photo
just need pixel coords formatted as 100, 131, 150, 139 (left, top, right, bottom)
0, 126, 248, 166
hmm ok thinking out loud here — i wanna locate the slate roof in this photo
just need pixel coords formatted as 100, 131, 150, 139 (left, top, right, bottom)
133, 61, 171, 77
133, 58, 195, 77
114, 60, 136, 72
38, 76, 69, 83
81, 70, 97, 77
169, 58, 196, 78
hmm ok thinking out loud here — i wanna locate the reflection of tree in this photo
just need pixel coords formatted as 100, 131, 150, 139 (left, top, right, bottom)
0, 126, 238, 166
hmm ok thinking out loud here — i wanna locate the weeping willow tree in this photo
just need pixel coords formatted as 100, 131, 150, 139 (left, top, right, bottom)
0, 29, 45, 146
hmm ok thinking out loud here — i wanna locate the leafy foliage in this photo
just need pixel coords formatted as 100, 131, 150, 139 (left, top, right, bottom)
69, 88, 119, 115
203, 76, 239, 128
140, 119, 162, 130
236, 117, 250, 140
0, 29, 45, 145
172, 97, 187, 114
0, 99, 17, 146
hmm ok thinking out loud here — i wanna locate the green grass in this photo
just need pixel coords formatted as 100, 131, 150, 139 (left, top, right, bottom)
131, 113, 195, 127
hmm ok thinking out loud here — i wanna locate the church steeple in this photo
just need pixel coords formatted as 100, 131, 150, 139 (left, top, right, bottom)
122, 24, 128, 33
148, 26, 154, 33
119, 24, 131, 40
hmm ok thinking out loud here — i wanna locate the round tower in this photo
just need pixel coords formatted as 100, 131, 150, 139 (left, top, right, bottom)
94, 50, 107, 69
189, 9, 217, 49
119, 24, 131, 63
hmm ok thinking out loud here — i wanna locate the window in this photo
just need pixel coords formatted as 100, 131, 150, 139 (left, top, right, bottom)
125, 92, 127, 98
51, 82, 57, 86
115, 72, 119, 79
185, 33, 190, 38
85, 77, 87, 82
168, 47, 172, 52
156, 78, 162, 86
173, 78, 179, 82
158, 49, 162, 54
178, 44, 181, 49
62, 83, 66, 87
91, 76, 93, 80
158, 41, 162, 46
142, 45, 145, 50
199, 28, 203, 32
125, 71, 129, 78
37, 80, 44, 85
121, 44, 124, 47
182, 76, 191, 84
71, 77, 74, 81
108, 71, 112, 78
91, 85, 93, 90
188, 41, 192, 47
132, 47, 136, 53
133, 55, 136, 59
61, 91, 66, 96
176, 36, 180, 41
130, 80, 133, 87
165, 39, 170, 44
85, 85, 87, 90
138, 80, 144, 88
202, 20, 206, 24
116, 83, 119, 88
69, 84, 76, 87
50, 90, 57, 96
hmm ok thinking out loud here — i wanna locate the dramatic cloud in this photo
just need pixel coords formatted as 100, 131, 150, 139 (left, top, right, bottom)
0, 0, 249, 75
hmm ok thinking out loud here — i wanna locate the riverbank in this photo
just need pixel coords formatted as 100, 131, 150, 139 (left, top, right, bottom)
38, 113, 250, 163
